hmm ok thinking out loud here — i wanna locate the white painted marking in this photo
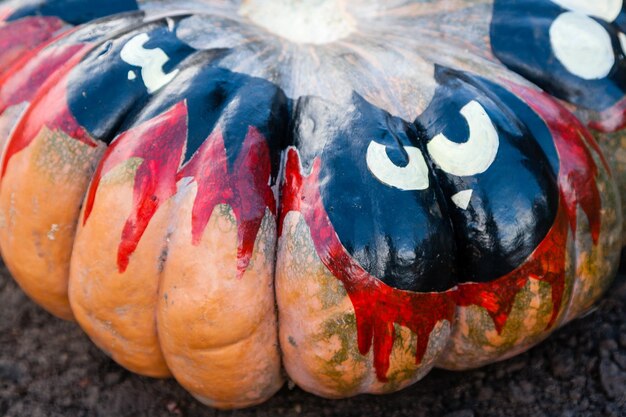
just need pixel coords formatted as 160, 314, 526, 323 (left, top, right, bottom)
619, 32, 626, 54
427, 100, 499, 177
451, 190, 473, 210
127, 70, 136, 80
366, 141, 429, 191
120, 33, 179, 94
550, 12, 615, 80
551, 0, 622, 22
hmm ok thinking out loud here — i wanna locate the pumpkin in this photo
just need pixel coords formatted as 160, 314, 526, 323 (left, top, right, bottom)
0, 0, 621, 409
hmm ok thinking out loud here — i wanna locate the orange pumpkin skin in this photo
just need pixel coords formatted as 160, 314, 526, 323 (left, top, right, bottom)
0, 125, 104, 320
0, 0, 623, 409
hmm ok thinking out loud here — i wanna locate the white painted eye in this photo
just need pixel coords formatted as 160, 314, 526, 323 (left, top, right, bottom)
366, 141, 429, 190
120, 33, 179, 94
550, 12, 615, 80
551, 0, 622, 22
427, 100, 499, 177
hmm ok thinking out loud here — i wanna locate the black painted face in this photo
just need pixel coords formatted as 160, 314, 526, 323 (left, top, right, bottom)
296, 66, 560, 291
491, 0, 626, 111
293, 95, 458, 293
6, 0, 139, 24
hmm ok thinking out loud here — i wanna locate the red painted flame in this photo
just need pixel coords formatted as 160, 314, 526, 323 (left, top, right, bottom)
0, 16, 66, 77
508, 83, 607, 244
280, 149, 456, 382
84, 101, 188, 272
1, 48, 97, 178
84, 101, 276, 276
176, 126, 276, 278
0, 40, 85, 114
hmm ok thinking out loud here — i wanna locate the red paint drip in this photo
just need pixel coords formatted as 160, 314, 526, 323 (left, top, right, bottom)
84, 102, 188, 272
508, 83, 606, 244
1, 49, 96, 178
457, 200, 569, 331
0, 16, 66, 77
177, 126, 276, 278
280, 149, 456, 382
588, 96, 626, 134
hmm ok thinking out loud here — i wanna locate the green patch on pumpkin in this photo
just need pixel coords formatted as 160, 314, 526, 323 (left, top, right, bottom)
464, 278, 554, 360
244, 208, 276, 271
284, 217, 347, 310
217, 203, 237, 226
317, 270, 348, 310
381, 323, 419, 392
100, 157, 142, 186
281, 217, 315, 275
34, 126, 103, 181
567, 141, 621, 318
595, 129, 626, 240
315, 312, 367, 395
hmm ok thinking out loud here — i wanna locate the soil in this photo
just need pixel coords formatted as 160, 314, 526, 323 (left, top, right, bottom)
1, 260, 625, 417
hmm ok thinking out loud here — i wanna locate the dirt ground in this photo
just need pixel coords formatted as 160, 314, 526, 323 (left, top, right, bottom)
1, 260, 625, 417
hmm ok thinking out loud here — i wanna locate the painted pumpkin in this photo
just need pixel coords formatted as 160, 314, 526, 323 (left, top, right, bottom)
0, 0, 622, 409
